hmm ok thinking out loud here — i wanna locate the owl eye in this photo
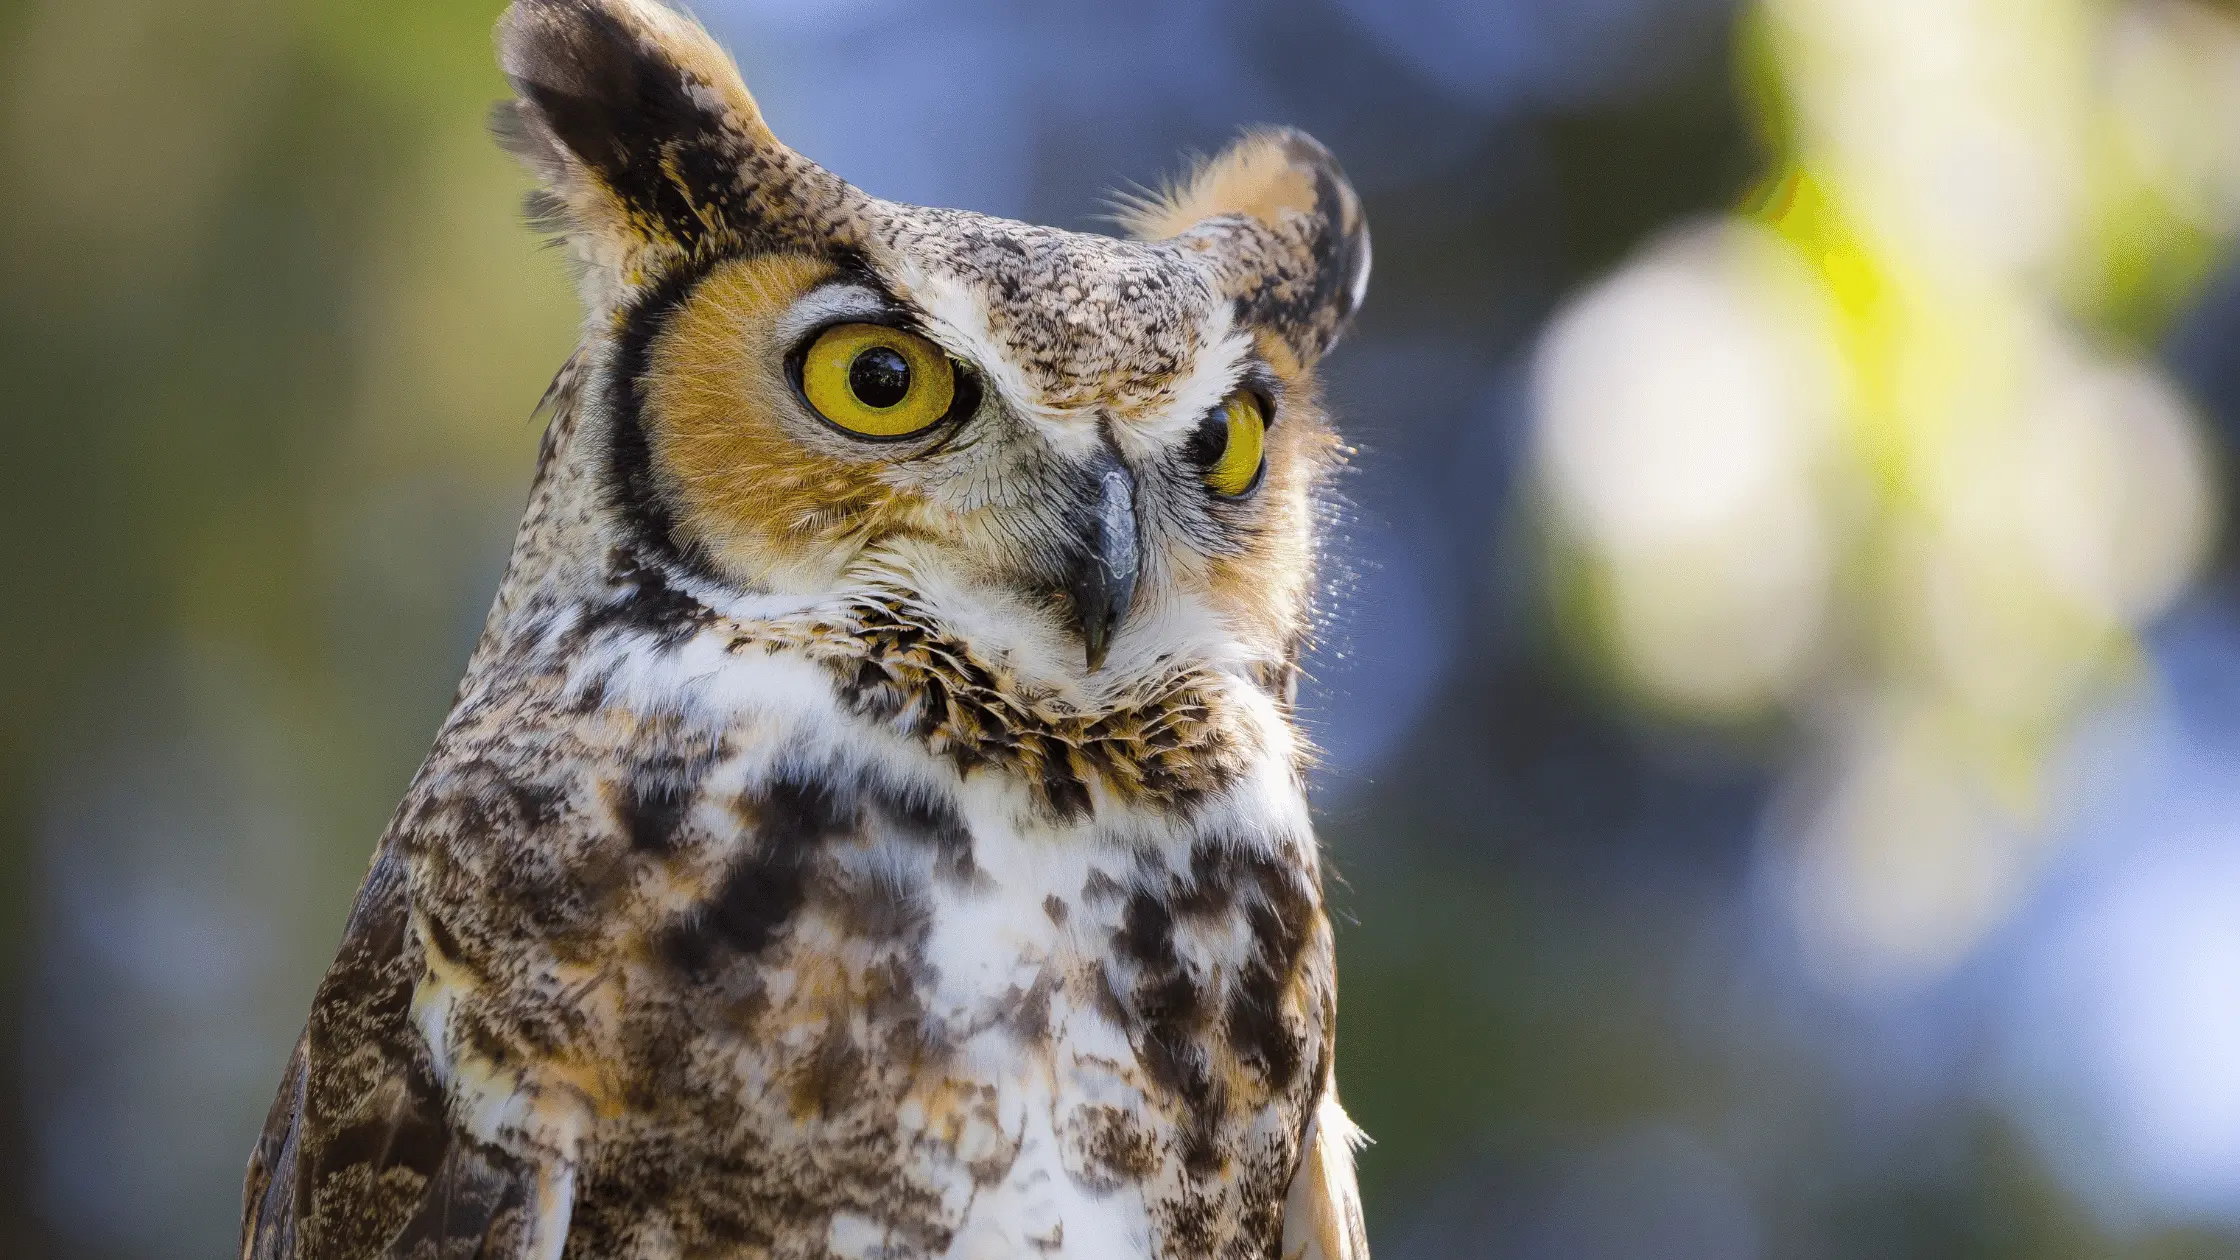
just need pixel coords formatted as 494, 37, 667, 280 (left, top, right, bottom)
1191, 393, 1268, 498
798, 323, 958, 439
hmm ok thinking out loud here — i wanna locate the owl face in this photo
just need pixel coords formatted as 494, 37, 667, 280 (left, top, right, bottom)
498, 0, 1369, 685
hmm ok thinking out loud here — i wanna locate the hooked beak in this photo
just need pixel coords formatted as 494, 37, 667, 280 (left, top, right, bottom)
1067, 455, 1141, 672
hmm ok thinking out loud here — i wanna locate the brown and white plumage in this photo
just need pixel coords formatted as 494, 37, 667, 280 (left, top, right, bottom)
243, 2, 1372, 1257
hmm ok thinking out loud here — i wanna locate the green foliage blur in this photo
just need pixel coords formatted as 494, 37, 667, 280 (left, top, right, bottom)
0, 0, 575, 1249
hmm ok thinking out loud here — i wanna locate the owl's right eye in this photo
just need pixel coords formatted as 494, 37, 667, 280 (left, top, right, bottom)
798, 323, 958, 439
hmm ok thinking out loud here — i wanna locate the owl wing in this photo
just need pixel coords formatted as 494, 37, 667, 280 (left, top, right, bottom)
1283, 1090, 1372, 1260
241, 846, 544, 1260
242, 1030, 306, 1258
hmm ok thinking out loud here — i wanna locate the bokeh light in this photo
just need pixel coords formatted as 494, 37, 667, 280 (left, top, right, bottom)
1535, 0, 2229, 1003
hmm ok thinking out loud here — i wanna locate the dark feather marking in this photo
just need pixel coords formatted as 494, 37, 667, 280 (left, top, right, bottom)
1225, 854, 1315, 1093
1114, 883, 1227, 1178
1108, 836, 1323, 1185
1006, 971, 1056, 1045
572, 545, 717, 647
831, 863, 930, 943
876, 784, 985, 887
615, 739, 717, 855
1157, 1188, 1223, 1260
599, 271, 706, 578
335, 1085, 469, 1248
717, 775, 843, 945
445, 760, 566, 853
1074, 1104, 1161, 1193
417, 911, 468, 973
569, 666, 612, 715
662, 774, 848, 974
793, 1027, 867, 1119
381, 1137, 534, 1260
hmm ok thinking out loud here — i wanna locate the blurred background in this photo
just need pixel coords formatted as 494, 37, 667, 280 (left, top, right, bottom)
6, 0, 2240, 1255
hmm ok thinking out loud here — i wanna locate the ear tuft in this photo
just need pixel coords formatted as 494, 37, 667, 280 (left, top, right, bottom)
1123, 128, 1371, 364
493, 0, 859, 289
1117, 129, 1323, 242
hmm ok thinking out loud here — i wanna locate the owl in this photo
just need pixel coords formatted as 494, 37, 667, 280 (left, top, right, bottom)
240, 1, 1373, 1257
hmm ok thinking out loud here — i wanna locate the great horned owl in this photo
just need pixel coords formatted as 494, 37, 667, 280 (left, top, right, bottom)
241, 1, 1373, 1257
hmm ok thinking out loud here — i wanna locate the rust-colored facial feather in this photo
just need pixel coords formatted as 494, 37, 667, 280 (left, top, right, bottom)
641, 254, 931, 591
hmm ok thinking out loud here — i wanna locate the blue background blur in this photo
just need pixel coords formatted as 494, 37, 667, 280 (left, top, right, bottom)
6, 0, 2240, 1257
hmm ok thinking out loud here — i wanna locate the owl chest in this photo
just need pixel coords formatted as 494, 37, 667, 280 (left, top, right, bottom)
590, 793, 1328, 1259
412, 653, 1329, 1257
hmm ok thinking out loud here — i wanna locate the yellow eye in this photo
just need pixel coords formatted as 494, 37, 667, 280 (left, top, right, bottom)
1198, 393, 1268, 497
798, 323, 957, 438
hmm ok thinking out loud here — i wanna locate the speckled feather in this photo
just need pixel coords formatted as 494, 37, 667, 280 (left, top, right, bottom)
246, 2, 1371, 1258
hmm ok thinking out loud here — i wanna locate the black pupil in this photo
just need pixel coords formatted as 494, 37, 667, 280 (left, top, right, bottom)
1188, 411, 1231, 466
849, 346, 912, 408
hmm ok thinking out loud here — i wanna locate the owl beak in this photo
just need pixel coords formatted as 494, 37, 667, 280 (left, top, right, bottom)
1069, 457, 1141, 673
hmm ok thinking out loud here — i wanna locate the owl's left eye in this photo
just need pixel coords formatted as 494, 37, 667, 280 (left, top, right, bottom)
798, 323, 958, 439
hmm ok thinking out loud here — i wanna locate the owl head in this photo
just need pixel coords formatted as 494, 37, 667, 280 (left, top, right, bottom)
495, 0, 1369, 694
